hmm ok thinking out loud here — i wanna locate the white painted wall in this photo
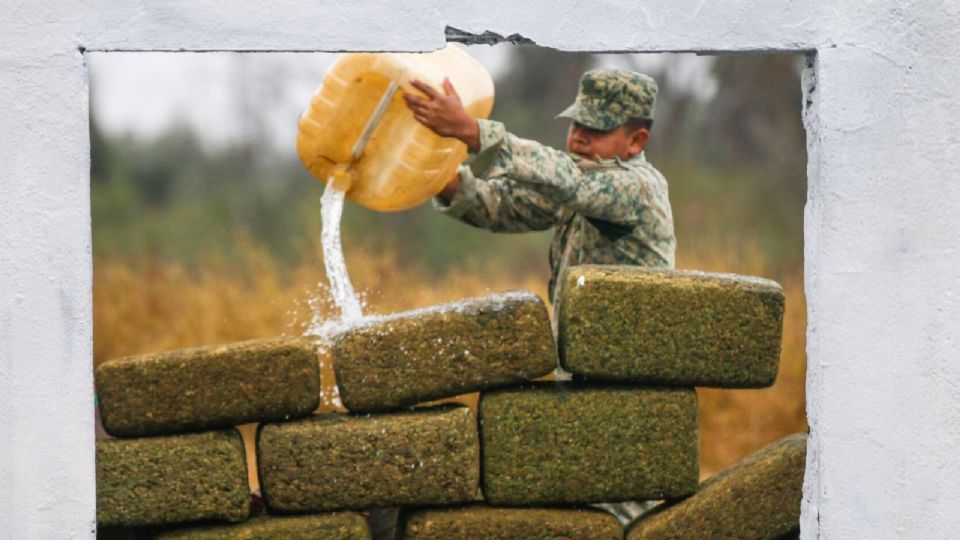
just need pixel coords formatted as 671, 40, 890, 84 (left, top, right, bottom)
1, 2, 958, 538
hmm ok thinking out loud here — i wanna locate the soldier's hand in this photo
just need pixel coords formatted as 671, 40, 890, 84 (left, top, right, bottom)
403, 78, 480, 151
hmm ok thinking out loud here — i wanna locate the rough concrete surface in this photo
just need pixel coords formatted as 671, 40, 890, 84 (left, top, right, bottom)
627, 433, 806, 540
96, 337, 319, 437
96, 430, 250, 527
480, 383, 698, 505
258, 405, 480, 512
403, 505, 623, 539
333, 291, 556, 412
558, 265, 784, 388
5, 3, 960, 539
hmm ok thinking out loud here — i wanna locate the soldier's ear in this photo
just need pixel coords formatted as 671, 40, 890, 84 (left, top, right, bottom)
627, 127, 649, 157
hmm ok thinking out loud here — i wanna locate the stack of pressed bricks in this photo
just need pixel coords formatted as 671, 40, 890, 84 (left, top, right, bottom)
95, 265, 806, 539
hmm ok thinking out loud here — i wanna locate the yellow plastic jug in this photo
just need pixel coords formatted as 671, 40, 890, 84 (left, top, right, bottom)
296, 45, 495, 212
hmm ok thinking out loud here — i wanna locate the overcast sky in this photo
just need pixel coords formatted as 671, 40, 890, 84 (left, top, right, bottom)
87, 45, 715, 152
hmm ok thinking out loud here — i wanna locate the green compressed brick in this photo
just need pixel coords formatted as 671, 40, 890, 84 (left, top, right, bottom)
96, 526, 162, 539
158, 512, 371, 539
627, 433, 806, 540
558, 265, 784, 388
403, 505, 623, 540
480, 383, 698, 505
97, 337, 320, 437
97, 430, 250, 527
333, 291, 556, 412
258, 406, 480, 512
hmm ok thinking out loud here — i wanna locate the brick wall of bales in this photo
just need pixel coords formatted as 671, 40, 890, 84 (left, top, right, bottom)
95, 266, 806, 539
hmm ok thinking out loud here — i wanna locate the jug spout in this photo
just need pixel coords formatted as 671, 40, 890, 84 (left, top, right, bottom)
328, 164, 353, 192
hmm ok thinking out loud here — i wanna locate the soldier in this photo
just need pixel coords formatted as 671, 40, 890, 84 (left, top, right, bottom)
403, 68, 676, 308
401, 69, 674, 528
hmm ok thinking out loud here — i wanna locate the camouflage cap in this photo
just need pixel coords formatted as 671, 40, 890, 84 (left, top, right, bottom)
557, 69, 658, 131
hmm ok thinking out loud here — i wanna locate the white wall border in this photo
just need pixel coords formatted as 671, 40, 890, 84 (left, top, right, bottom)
3, 3, 959, 538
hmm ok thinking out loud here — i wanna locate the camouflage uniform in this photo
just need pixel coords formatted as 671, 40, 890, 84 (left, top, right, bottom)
434, 69, 676, 303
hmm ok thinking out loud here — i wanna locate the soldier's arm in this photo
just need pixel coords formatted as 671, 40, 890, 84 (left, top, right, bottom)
402, 82, 642, 227
432, 164, 561, 232
403, 79, 557, 230
470, 119, 646, 225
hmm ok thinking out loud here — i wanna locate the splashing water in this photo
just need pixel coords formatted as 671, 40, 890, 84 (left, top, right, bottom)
301, 82, 400, 406
299, 182, 371, 409
319, 183, 364, 322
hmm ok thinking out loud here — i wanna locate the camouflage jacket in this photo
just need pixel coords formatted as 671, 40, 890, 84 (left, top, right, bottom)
434, 119, 676, 301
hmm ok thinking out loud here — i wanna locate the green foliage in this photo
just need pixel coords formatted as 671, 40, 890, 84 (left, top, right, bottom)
489, 45, 595, 148
664, 162, 804, 276
91, 120, 317, 268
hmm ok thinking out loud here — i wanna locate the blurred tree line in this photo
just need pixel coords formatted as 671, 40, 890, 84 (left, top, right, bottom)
91, 47, 806, 281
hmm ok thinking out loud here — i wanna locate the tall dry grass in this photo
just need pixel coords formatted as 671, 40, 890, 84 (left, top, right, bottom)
94, 236, 805, 484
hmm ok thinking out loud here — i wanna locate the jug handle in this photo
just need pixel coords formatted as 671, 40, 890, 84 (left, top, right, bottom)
328, 79, 399, 192
351, 79, 400, 162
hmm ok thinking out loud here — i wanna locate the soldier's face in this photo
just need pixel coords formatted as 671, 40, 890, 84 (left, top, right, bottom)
566, 122, 648, 161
